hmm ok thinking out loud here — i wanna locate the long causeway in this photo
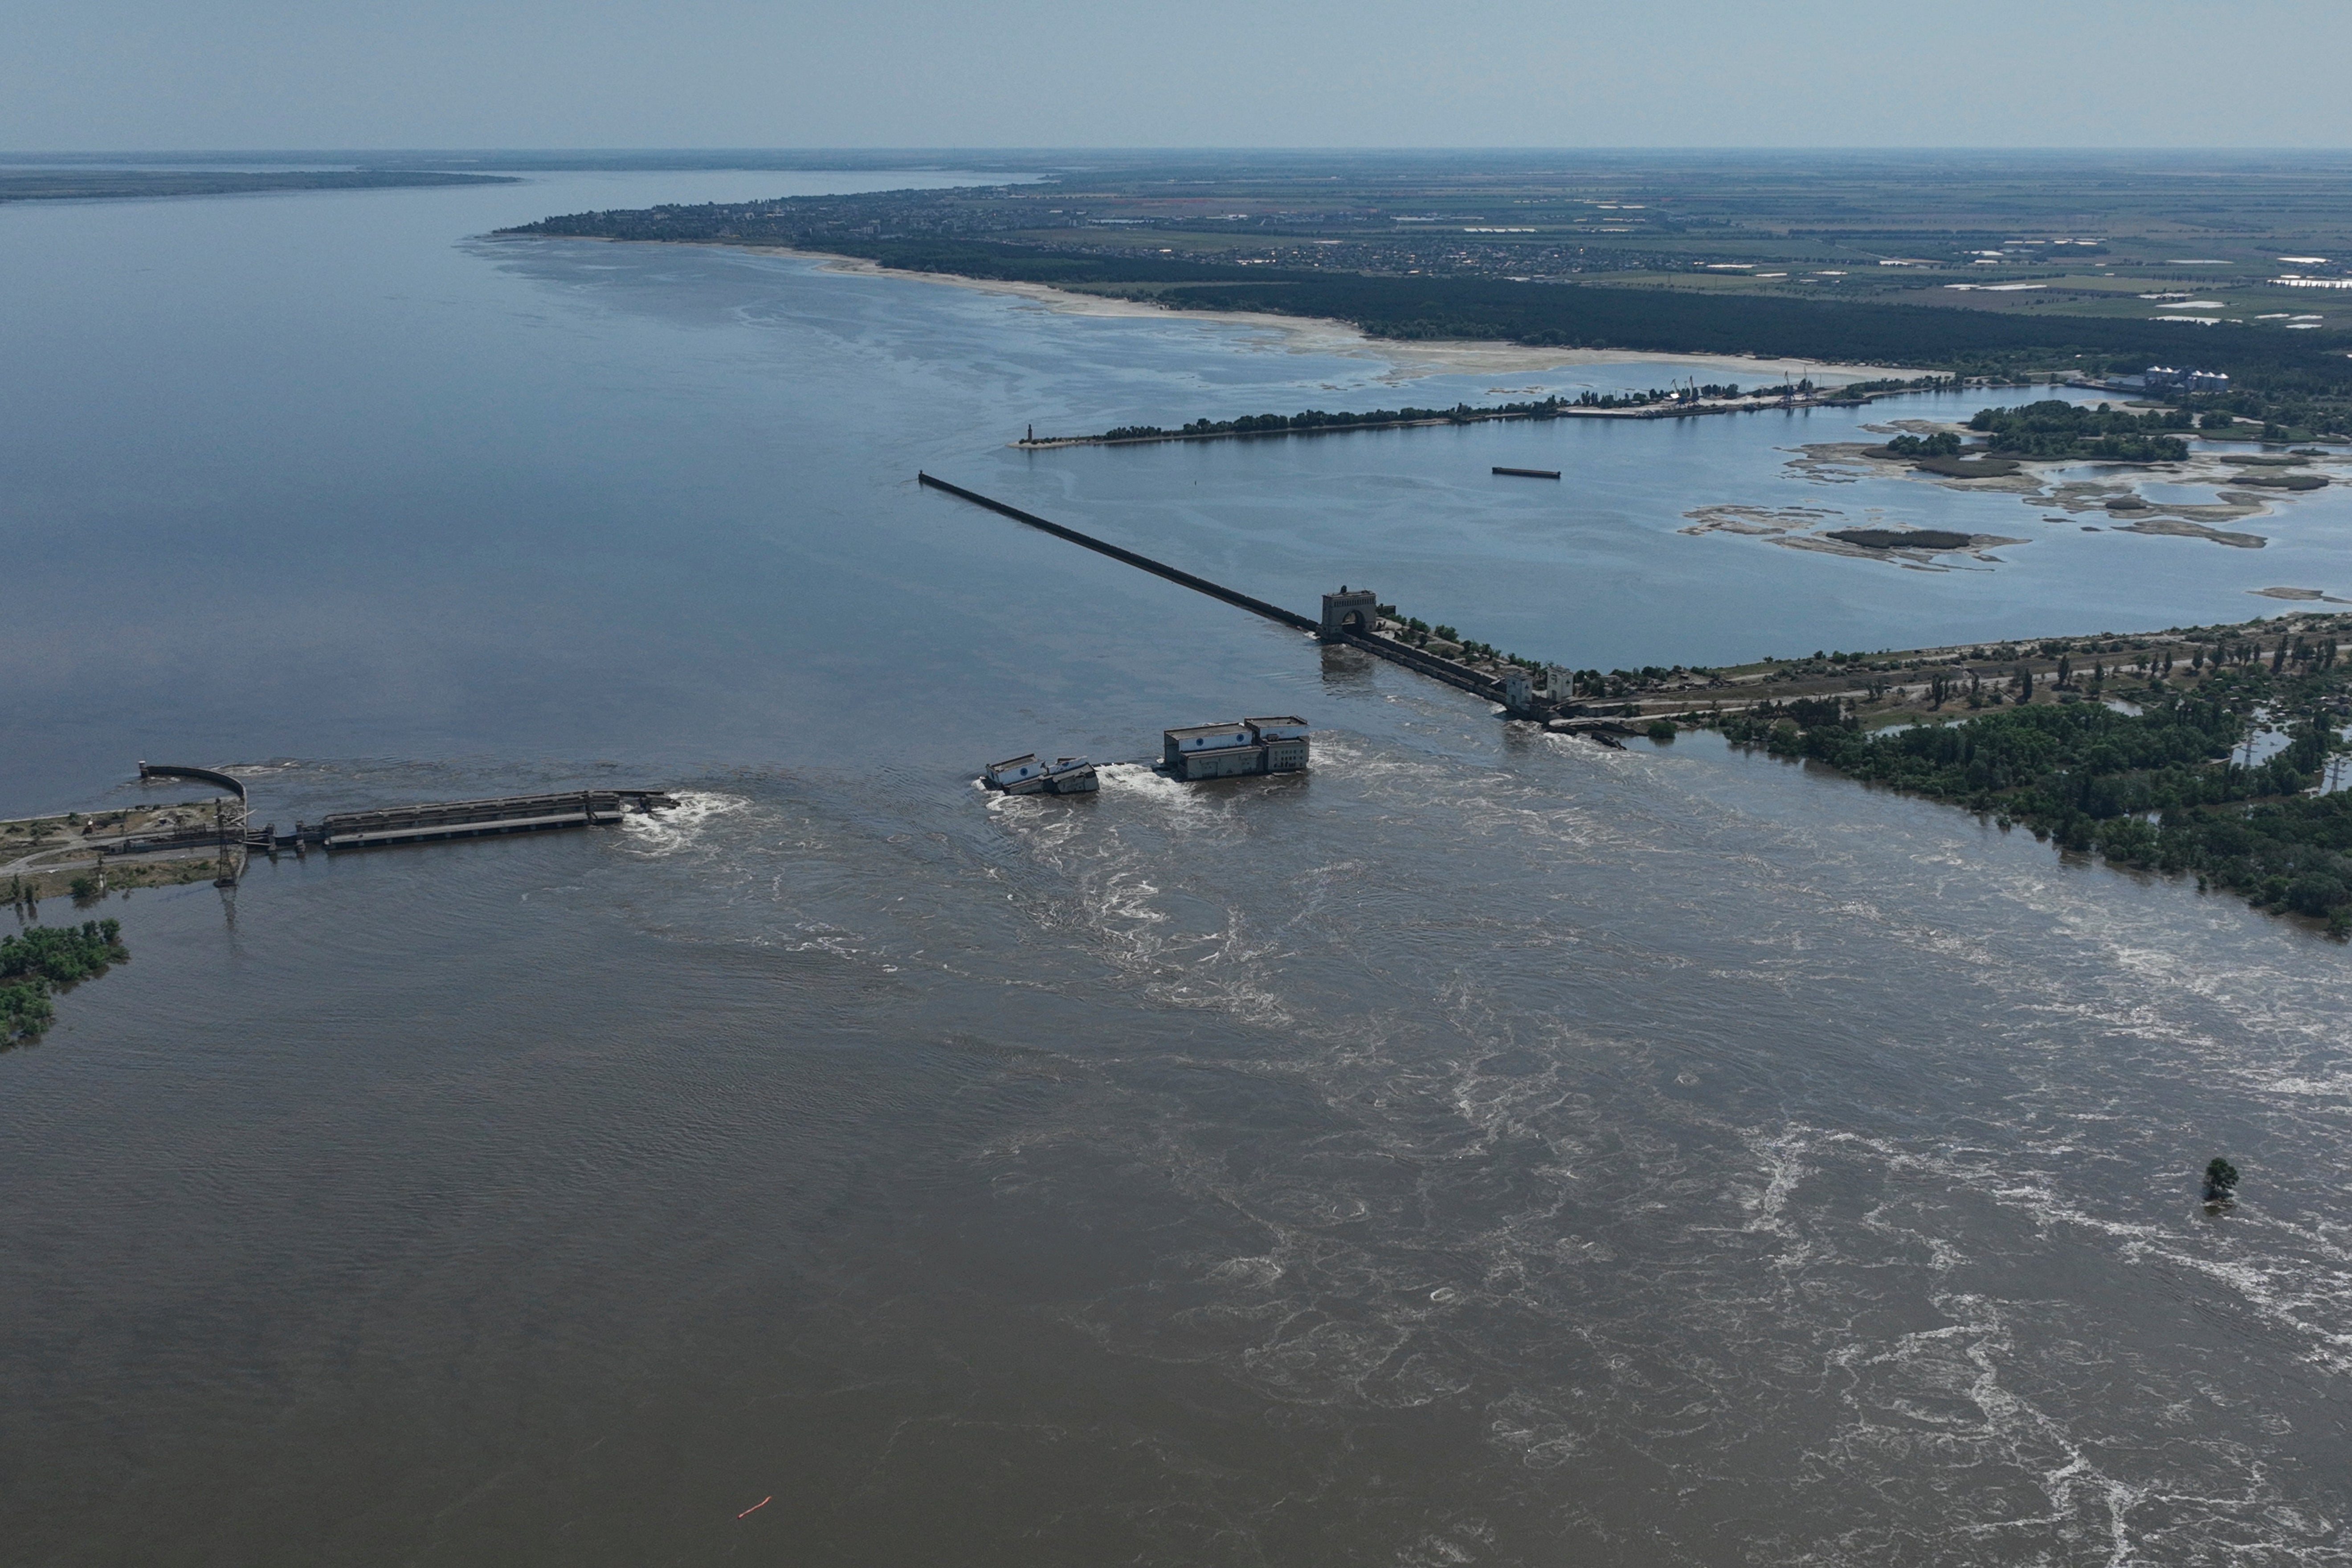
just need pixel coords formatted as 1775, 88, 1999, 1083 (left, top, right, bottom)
917, 473, 1508, 704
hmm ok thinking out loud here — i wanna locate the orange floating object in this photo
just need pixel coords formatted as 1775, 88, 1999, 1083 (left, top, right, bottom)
738, 1497, 772, 1519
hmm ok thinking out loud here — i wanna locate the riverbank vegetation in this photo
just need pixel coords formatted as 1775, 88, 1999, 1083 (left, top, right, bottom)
1083, 394, 1574, 443
1043, 377, 1959, 446
1389, 607, 2352, 935
1, 920, 127, 1045
1714, 630, 2352, 932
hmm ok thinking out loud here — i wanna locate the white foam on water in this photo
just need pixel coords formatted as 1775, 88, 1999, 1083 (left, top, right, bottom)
1811, 1124, 2352, 1381
616, 790, 749, 857
961, 721, 2352, 1557
1714, 1122, 2352, 1562
1738, 1129, 1809, 1238
1092, 761, 1249, 835
2266, 1075, 2352, 1104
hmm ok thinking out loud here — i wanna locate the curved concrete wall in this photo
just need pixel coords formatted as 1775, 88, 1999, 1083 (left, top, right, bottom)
137, 762, 247, 801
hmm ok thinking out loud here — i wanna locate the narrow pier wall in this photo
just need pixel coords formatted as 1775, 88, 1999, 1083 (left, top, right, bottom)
918, 474, 1514, 709
137, 762, 248, 800
917, 473, 1318, 633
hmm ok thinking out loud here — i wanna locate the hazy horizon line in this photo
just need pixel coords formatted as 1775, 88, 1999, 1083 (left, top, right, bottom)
9, 145, 2352, 159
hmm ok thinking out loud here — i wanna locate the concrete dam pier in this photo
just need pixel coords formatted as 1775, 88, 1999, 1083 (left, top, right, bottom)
129, 763, 678, 887
313, 790, 676, 849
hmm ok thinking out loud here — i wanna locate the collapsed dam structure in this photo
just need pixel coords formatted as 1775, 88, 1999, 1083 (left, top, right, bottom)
118, 764, 678, 888
312, 790, 675, 849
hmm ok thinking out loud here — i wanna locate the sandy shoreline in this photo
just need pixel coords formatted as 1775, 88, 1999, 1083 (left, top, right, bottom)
507, 235, 1909, 384
807, 253, 1911, 382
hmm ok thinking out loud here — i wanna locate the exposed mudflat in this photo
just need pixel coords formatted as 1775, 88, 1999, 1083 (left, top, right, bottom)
1681, 503, 2024, 569
1688, 433, 2352, 572
1761, 441, 2341, 551
2116, 516, 2268, 548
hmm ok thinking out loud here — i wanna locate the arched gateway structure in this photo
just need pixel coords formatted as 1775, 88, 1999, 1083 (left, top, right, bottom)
1320, 586, 1380, 638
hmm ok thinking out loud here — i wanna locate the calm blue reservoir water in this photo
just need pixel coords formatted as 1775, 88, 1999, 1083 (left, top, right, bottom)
4, 168, 2350, 1567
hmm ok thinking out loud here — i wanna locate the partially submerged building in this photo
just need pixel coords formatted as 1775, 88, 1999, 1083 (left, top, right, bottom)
1500, 667, 1575, 715
984, 753, 1098, 794
1162, 718, 1311, 781
986, 753, 1047, 791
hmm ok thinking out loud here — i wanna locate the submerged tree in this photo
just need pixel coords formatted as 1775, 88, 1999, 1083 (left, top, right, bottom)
2203, 1157, 2241, 1204
0, 919, 127, 1046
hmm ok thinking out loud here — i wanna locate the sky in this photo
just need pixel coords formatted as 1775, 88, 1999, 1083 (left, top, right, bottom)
5, 0, 2349, 152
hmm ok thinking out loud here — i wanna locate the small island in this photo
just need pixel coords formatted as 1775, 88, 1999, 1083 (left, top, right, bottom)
1859, 400, 2194, 474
